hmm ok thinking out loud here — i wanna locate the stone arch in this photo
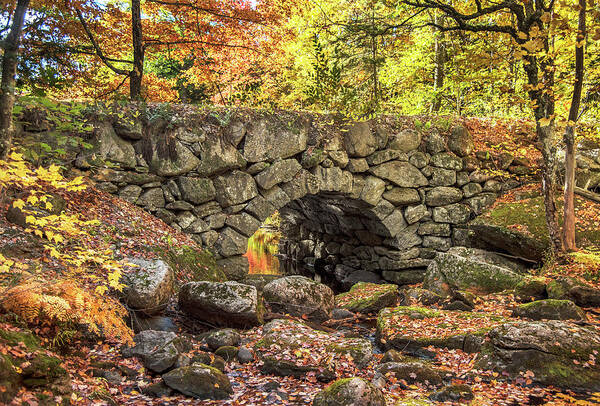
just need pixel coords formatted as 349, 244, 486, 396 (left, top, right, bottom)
81, 106, 524, 286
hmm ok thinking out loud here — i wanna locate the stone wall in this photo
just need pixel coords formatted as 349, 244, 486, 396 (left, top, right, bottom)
75, 106, 531, 284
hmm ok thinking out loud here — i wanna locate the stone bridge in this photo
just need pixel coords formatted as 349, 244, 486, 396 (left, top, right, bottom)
77, 106, 528, 286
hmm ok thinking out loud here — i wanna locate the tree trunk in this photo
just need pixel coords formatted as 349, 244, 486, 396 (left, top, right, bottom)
538, 122, 563, 253
562, 0, 586, 251
431, 13, 445, 113
0, 0, 30, 158
130, 0, 144, 100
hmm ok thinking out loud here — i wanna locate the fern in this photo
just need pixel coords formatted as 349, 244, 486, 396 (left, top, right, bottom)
1, 279, 132, 343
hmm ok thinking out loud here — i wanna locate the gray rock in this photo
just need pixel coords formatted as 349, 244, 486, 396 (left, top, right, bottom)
360, 176, 386, 205
512, 299, 586, 321
382, 269, 426, 285
417, 222, 451, 236
119, 185, 142, 203
87, 121, 137, 168
263, 276, 334, 321
376, 361, 442, 385
176, 177, 216, 205
214, 170, 258, 207
448, 125, 474, 157
382, 187, 420, 206
315, 166, 353, 194
462, 182, 482, 198
247, 162, 269, 175
430, 167, 456, 186
313, 377, 385, 406
204, 328, 241, 351
422, 236, 451, 251
346, 158, 369, 173
329, 150, 349, 168
123, 258, 174, 316
476, 321, 600, 391
389, 129, 422, 153
216, 255, 249, 281
148, 139, 201, 177
366, 149, 402, 165
237, 347, 254, 364
243, 117, 308, 162
166, 201, 194, 211
137, 188, 165, 209
195, 135, 246, 176
409, 151, 429, 168
466, 192, 497, 215
423, 247, 525, 296
129, 330, 189, 373
429, 384, 474, 402
162, 363, 233, 399
214, 227, 248, 257
179, 281, 263, 327
185, 218, 210, 234
431, 152, 463, 170
425, 186, 463, 206
432, 203, 471, 224
344, 121, 377, 157
254, 159, 301, 189
225, 212, 260, 237
426, 133, 446, 154
404, 204, 429, 224
370, 161, 428, 187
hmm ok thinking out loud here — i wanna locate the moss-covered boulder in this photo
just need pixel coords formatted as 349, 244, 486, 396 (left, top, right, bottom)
162, 363, 233, 399
423, 247, 526, 296
190, 352, 226, 372
335, 282, 399, 314
512, 299, 586, 321
514, 276, 547, 302
376, 306, 505, 356
547, 276, 600, 307
214, 346, 238, 362
179, 281, 264, 327
475, 321, 600, 391
467, 194, 549, 263
255, 319, 372, 380
375, 361, 443, 385
0, 329, 71, 404
263, 276, 334, 321
312, 377, 385, 406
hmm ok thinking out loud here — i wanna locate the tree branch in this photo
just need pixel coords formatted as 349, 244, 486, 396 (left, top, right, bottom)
74, 8, 130, 76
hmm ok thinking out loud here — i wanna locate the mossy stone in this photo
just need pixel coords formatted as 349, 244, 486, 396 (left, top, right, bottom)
313, 377, 386, 406
513, 299, 586, 321
515, 277, 547, 302
335, 282, 399, 314
214, 346, 238, 362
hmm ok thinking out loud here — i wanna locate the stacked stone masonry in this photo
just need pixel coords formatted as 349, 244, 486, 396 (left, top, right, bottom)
76, 107, 529, 284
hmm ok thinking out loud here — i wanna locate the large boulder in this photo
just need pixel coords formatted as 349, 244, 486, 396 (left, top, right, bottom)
195, 135, 246, 177
312, 377, 385, 406
179, 281, 264, 327
83, 121, 137, 168
468, 222, 547, 263
243, 117, 309, 162
162, 363, 233, 399
254, 159, 302, 189
123, 258, 174, 316
423, 247, 526, 296
448, 125, 474, 157
127, 330, 189, 373
476, 321, 600, 391
547, 276, 600, 307
512, 299, 586, 321
255, 319, 372, 380
335, 282, 399, 314
262, 276, 334, 321
376, 306, 505, 356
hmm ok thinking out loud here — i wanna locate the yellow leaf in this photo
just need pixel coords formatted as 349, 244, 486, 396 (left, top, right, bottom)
45, 201, 53, 211
517, 31, 528, 40
26, 195, 38, 205
25, 215, 36, 224
539, 117, 551, 127
12, 199, 25, 209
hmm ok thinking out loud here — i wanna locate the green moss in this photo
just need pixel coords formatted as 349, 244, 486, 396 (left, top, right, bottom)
485, 196, 549, 242
518, 298, 570, 310
0, 329, 41, 350
335, 282, 399, 313
157, 245, 226, 284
